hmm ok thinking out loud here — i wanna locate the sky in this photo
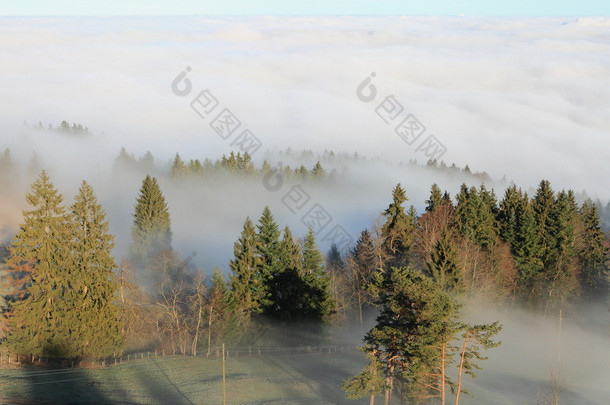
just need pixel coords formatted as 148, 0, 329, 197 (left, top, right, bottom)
1, 0, 610, 17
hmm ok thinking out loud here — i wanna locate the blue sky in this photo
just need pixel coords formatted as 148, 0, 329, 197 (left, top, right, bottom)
2, 0, 609, 16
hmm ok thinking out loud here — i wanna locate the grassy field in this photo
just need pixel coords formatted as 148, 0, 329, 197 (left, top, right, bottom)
0, 350, 371, 404
1, 347, 606, 404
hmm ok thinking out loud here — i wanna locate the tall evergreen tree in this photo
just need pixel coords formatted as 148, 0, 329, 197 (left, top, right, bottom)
513, 202, 545, 301
5, 172, 73, 357
427, 228, 462, 294
300, 228, 334, 321
381, 184, 414, 268
264, 226, 304, 321
532, 180, 555, 263
454, 185, 496, 249
542, 190, 580, 311
578, 201, 608, 298
255, 206, 281, 309
67, 181, 123, 358
130, 175, 172, 265
426, 183, 444, 212
229, 217, 262, 322
170, 153, 187, 178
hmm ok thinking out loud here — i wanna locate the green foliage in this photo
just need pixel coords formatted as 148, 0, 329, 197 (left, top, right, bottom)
299, 229, 334, 321
130, 175, 172, 265
578, 201, 608, 298
427, 228, 462, 294
362, 267, 460, 401
456, 321, 502, 400
229, 217, 262, 321
381, 183, 414, 268
426, 183, 444, 212
454, 184, 497, 248
67, 181, 124, 358
341, 347, 385, 399
5, 174, 122, 359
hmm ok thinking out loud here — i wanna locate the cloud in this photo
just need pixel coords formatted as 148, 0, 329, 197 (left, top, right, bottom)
1, 16, 609, 268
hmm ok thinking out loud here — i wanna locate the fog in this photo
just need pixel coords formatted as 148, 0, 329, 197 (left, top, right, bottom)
1, 16, 609, 196
456, 304, 610, 404
0, 16, 609, 403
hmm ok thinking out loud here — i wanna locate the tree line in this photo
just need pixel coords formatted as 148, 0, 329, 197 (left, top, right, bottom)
0, 166, 607, 402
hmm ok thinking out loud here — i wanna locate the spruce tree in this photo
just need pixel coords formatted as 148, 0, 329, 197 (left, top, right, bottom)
454, 185, 496, 249
427, 228, 462, 294
68, 181, 123, 358
578, 201, 608, 298
301, 228, 334, 321
532, 180, 555, 263
6, 172, 73, 357
170, 153, 187, 178
514, 203, 545, 300
255, 206, 281, 309
264, 226, 304, 321
130, 175, 172, 265
381, 183, 414, 268
426, 183, 443, 212
229, 217, 262, 321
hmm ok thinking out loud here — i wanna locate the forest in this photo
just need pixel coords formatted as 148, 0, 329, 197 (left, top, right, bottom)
0, 145, 608, 404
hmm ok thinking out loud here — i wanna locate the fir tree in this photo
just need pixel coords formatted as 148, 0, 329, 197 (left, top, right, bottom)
381, 184, 414, 268
264, 226, 304, 321
578, 201, 608, 298
311, 161, 326, 179
426, 183, 444, 212
229, 217, 262, 321
427, 228, 462, 294
514, 203, 545, 300
6, 172, 73, 357
67, 181, 123, 358
130, 175, 172, 265
255, 206, 281, 310
532, 180, 555, 263
170, 153, 187, 178
300, 228, 334, 321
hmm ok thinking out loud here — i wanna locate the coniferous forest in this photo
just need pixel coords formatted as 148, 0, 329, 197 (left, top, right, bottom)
0, 144, 608, 404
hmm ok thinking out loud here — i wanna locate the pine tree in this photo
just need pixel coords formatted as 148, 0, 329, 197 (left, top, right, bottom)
381, 184, 414, 268
532, 180, 555, 264
170, 153, 187, 178
139, 151, 155, 173
229, 217, 262, 322
264, 226, 304, 321
497, 185, 525, 249
67, 181, 123, 358
6, 172, 73, 357
255, 206, 281, 310
427, 229, 462, 294
311, 161, 326, 179
514, 202, 545, 301
426, 184, 443, 212
454, 185, 497, 249
349, 230, 377, 325
360, 268, 460, 404
301, 228, 334, 321
130, 175, 172, 265
114, 147, 137, 172
578, 201, 608, 298
542, 190, 580, 311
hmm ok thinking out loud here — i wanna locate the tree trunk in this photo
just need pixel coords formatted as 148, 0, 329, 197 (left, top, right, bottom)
456, 331, 471, 405
206, 311, 213, 358
441, 342, 446, 405
384, 364, 394, 405
192, 303, 203, 356
369, 393, 375, 405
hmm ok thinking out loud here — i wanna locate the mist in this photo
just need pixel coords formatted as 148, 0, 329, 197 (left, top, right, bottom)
0, 15, 609, 405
